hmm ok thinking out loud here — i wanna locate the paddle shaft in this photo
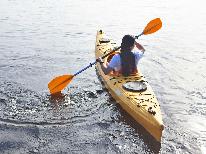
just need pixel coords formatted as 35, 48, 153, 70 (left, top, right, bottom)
73, 32, 144, 77
73, 61, 96, 76
73, 46, 121, 76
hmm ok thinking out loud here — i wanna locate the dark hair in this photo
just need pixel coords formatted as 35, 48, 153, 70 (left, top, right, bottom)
120, 35, 136, 76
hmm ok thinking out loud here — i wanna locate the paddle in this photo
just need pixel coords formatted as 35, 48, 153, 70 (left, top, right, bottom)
48, 18, 162, 94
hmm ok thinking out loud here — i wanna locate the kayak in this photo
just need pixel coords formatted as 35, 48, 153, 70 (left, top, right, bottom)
95, 30, 164, 142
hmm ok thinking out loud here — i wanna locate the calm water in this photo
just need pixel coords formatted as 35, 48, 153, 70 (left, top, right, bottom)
0, 0, 206, 153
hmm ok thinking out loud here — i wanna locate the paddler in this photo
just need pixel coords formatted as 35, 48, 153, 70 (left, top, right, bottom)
97, 35, 145, 76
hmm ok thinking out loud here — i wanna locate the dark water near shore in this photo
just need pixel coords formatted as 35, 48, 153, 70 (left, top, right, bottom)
0, 0, 206, 153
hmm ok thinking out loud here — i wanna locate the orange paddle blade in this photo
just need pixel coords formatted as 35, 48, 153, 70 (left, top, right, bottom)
143, 18, 162, 35
48, 75, 74, 94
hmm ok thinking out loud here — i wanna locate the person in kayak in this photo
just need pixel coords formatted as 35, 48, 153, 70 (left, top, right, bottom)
97, 35, 145, 76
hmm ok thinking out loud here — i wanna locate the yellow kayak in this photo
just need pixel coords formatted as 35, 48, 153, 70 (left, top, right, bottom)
95, 30, 164, 142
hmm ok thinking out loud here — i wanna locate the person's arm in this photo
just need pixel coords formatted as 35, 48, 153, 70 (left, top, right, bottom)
97, 58, 113, 75
135, 41, 145, 53
100, 63, 113, 75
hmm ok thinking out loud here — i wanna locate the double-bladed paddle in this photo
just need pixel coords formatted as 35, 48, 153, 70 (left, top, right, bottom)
48, 18, 162, 94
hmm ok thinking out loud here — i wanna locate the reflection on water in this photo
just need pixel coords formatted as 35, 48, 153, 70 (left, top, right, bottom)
49, 92, 67, 105
0, 0, 206, 153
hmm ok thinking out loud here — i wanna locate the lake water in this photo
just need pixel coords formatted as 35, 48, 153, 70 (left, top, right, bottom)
0, 0, 206, 153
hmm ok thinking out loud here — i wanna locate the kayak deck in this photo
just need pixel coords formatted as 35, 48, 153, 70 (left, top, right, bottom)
95, 30, 164, 142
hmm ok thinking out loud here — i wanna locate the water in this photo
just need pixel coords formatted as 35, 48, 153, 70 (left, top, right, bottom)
0, 0, 206, 153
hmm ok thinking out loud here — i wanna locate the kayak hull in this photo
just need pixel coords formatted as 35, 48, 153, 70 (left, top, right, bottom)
95, 30, 164, 142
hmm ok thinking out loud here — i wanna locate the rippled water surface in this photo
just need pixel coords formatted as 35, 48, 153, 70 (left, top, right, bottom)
0, 0, 206, 153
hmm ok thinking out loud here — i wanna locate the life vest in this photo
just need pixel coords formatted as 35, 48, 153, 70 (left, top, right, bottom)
107, 52, 138, 76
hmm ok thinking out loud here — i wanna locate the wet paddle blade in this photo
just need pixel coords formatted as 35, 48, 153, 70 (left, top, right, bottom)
143, 18, 162, 35
48, 75, 74, 94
